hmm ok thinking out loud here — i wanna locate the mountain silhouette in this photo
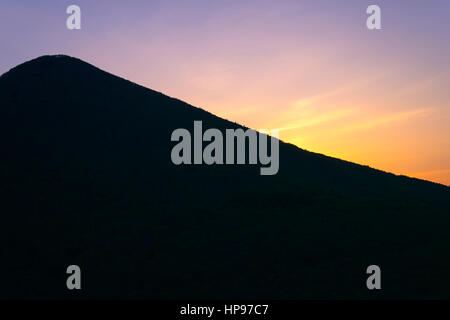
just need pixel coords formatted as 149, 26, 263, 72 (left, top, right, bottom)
0, 55, 449, 299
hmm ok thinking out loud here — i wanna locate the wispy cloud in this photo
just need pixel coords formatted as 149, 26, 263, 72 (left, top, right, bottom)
276, 108, 353, 132
337, 108, 432, 134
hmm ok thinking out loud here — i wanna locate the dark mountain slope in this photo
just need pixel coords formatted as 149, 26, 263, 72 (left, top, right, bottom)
0, 55, 449, 299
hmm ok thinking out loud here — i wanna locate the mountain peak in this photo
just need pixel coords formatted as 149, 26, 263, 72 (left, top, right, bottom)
23, 54, 84, 64
30, 54, 77, 61
0, 54, 98, 80
29, 54, 82, 65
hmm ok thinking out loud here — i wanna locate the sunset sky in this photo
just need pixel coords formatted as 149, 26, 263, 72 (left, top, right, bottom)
1, 0, 449, 185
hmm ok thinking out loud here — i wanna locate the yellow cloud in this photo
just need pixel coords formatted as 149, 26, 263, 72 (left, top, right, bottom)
275, 108, 353, 132
338, 108, 431, 134
407, 168, 450, 186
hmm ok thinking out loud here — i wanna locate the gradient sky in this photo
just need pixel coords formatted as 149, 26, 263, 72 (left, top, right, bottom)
1, 0, 449, 185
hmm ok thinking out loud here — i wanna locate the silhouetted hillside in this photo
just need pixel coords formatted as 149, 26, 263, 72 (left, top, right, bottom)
0, 55, 449, 299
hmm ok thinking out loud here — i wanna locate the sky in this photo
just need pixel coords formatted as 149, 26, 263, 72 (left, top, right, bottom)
1, 0, 449, 185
